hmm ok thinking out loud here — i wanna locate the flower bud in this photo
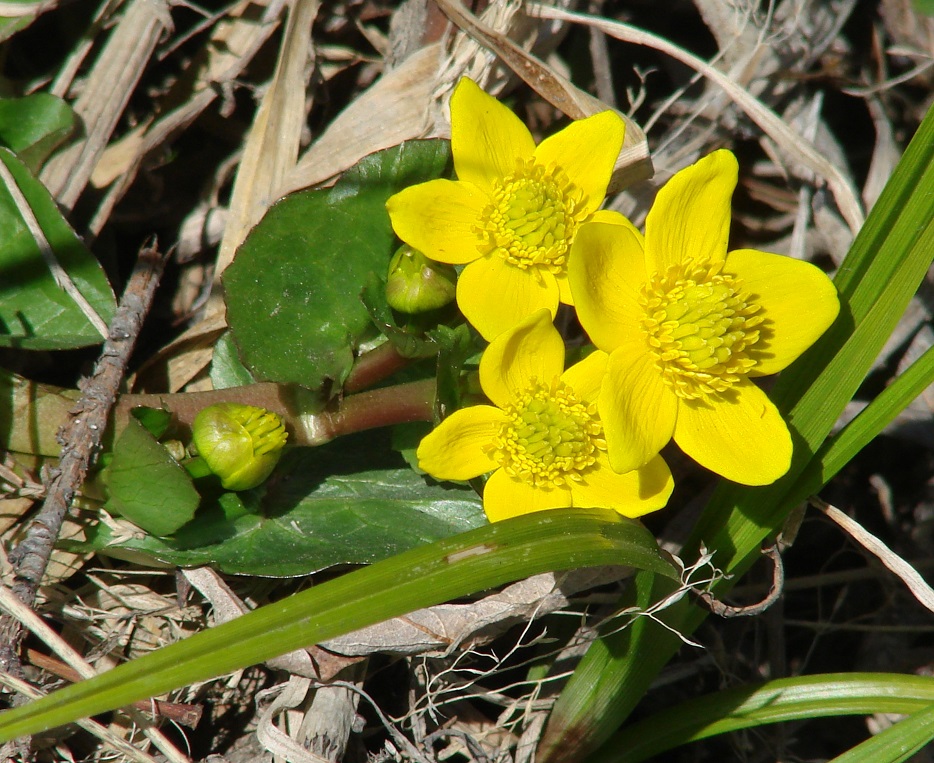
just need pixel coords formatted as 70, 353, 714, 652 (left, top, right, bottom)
386, 244, 456, 313
191, 403, 288, 491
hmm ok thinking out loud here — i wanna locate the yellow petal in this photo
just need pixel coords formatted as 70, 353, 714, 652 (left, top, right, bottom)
724, 249, 841, 376
569, 452, 674, 518
568, 221, 645, 352
590, 209, 644, 234
645, 149, 737, 274
555, 272, 573, 305
483, 468, 572, 522
480, 309, 564, 409
416, 406, 506, 480
600, 344, 678, 473
457, 255, 559, 341
673, 379, 792, 485
450, 77, 536, 193
534, 110, 625, 216
387, 179, 487, 265
560, 349, 608, 405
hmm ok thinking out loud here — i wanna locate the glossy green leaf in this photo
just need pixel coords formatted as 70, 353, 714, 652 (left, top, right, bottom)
101, 416, 200, 537
0, 508, 677, 741
590, 673, 934, 762
0, 149, 116, 349
83, 442, 487, 575
224, 140, 451, 390
0, 93, 77, 172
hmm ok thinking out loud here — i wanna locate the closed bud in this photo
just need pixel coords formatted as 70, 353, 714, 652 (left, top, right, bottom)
386, 244, 456, 313
191, 403, 288, 491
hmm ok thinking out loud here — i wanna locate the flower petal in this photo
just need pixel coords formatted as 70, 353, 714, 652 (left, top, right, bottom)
569, 452, 674, 518
450, 77, 536, 193
457, 255, 559, 341
673, 379, 792, 485
534, 110, 625, 216
484, 468, 572, 522
416, 406, 506, 480
560, 349, 608, 405
480, 309, 564, 409
568, 221, 645, 352
590, 209, 644, 233
645, 149, 737, 273
600, 343, 678, 473
724, 248, 840, 376
387, 179, 487, 265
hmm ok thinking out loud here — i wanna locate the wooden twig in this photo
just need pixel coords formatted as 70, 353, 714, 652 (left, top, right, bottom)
698, 544, 785, 618
0, 241, 167, 674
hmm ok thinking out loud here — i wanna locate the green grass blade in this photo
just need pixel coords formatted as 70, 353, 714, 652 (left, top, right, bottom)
830, 702, 934, 763
539, 104, 934, 763
0, 508, 675, 742
784, 342, 934, 508
588, 673, 934, 762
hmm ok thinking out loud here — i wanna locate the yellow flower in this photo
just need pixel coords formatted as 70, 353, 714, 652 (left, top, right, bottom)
386, 77, 625, 340
569, 150, 840, 486
416, 309, 674, 522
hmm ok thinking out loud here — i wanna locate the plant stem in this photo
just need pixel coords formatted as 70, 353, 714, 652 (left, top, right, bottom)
117, 378, 437, 446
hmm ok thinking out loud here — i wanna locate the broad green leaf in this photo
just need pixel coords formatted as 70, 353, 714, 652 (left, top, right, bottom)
543, 104, 934, 763
101, 416, 200, 537
224, 140, 451, 390
0, 149, 116, 349
82, 441, 487, 575
0, 93, 77, 172
0, 508, 677, 741
589, 673, 934, 762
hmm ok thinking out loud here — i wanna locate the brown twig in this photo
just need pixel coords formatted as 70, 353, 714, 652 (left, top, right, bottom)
697, 544, 785, 618
0, 241, 167, 676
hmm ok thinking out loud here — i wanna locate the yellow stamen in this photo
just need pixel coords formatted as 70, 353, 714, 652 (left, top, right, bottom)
640, 258, 764, 400
485, 378, 604, 487
477, 159, 588, 274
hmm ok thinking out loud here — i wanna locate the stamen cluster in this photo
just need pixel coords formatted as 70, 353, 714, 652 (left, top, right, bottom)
639, 259, 764, 399
480, 160, 587, 274
487, 378, 604, 487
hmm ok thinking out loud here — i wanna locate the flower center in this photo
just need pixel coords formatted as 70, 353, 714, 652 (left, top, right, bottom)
640, 259, 764, 400
478, 159, 588, 275
486, 378, 604, 487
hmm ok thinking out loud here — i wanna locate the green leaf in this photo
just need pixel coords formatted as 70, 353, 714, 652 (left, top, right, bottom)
0, 93, 77, 172
0, 508, 676, 742
209, 331, 256, 389
102, 417, 200, 537
86, 441, 487, 575
224, 140, 451, 390
0, 149, 116, 349
830, 702, 934, 763
588, 673, 934, 762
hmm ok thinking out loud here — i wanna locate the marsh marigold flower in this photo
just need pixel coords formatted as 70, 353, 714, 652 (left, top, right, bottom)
386, 78, 625, 340
569, 150, 840, 486
416, 309, 673, 522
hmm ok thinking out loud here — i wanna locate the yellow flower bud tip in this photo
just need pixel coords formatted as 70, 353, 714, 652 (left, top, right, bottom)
191, 403, 288, 491
386, 244, 456, 313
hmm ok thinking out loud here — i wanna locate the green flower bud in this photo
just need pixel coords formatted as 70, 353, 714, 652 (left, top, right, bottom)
191, 403, 288, 491
386, 244, 456, 313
